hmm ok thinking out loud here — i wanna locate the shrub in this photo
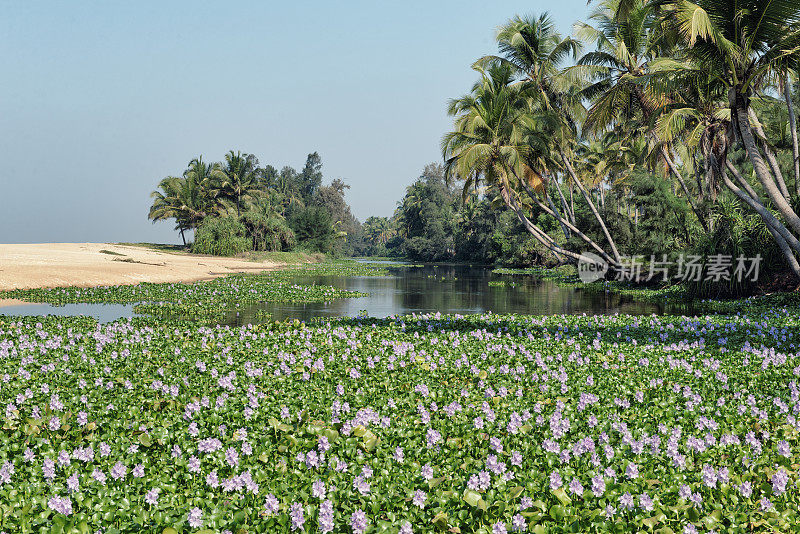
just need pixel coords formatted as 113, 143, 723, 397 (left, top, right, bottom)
239, 211, 296, 252
289, 206, 335, 253
191, 216, 251, 256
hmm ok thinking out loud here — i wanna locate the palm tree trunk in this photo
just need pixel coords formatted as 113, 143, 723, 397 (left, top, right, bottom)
561, 151, 622, 264
725, 161, 800, 253
525, 189, 617, 266
547, 193, 571, 239
748, 108, 791, 199
784, 74, 800, 195
553, 177, 574, 223
660, 145, 708, 231
722, 164, 800, 276
179, 228, 186, 246
499, 185, 586, 265
569, 184, 575, 222
735, 104, 800, 235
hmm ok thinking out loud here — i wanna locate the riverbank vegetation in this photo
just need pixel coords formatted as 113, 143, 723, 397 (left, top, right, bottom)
148, 152, 364, 257
357, 1, 800, 300
147, 0, 800, 302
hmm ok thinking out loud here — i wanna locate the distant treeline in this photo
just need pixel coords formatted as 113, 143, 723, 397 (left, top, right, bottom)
149, 151, 363, 256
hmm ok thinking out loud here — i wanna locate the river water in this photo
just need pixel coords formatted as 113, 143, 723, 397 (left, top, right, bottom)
0, 264, 680, 324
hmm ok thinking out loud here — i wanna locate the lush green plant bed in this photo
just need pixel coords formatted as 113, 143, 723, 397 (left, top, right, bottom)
0, 307, 797, 532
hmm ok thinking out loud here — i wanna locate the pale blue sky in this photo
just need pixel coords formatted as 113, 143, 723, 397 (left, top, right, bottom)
0, 0, 590, 243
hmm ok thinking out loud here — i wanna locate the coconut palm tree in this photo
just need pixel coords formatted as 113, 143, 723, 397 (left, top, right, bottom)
660, 0, 800, 275
214, 151, 261, 216
148, 173, 209, 245
442, 63, 621, 268
574, 0, 710, 230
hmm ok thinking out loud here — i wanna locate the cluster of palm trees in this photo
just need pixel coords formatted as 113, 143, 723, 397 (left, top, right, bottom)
443, 0, 800, 277
148, 151, 263, 244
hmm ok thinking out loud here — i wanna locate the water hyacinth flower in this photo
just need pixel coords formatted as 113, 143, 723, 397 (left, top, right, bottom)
569, 477, 584, 495
312, 480, 326, 499
399, 521, 413, 534
187, 507, 203, 528
318, 499, 334, 533
264, 494, 279, 516
412, 489, 426, 508
350, 508, 367, 534
738, 481, 753, 498
639, 493, 654, 511
47, 496, 72, 516
625, 463, 639, 480
144, 488, 160, 506
772, 469, 789, 495
619, 492, 634, 511
492, 521, 507, 534
290, 502, 305, 531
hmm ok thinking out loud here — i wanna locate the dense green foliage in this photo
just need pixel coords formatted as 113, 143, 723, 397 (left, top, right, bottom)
191, 217, 251, 257
0, 301, 799, 532
149, 152, 363, 256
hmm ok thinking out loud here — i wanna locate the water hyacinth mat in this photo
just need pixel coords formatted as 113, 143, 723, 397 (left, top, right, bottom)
0, 311, 798, 533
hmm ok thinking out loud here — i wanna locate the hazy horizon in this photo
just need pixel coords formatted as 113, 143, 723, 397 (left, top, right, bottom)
1, 1, 589, 244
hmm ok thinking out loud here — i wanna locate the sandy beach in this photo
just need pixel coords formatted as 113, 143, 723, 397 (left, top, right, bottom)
0, 243, 286, 298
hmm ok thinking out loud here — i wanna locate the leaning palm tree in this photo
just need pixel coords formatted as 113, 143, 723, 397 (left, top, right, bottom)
573, 0, 709, 230
149, 176, 186, 243
442, 64, 621, 268
148, 173, 210, 245
660, 0, 800, 275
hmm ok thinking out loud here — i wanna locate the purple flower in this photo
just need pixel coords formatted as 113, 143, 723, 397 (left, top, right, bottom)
412, 489, 426, 508
264, 494, 279, 516
225, 447, 239, 468
426, 429, 442, 449
619, 492, 634, 510
144, 488, 160, 506
639, 493, 654, 511
569, 477, 584, 496
132, 463, 145, 478
350, 508, 367, 534
511, 514, 526, 532
701, 464, 717, 488
92, 469, 106, 485
312, 480, 326, 499
591, 475, 605, 497
772, 469, 789, 495
549, 470, 562, 490
318, 499, 334, 533
421, 464, 433, 480
290, 502, 305, 531
492, 521, 508, 534
399, 522, 413, 534
188, 507, 203, 528
778, 440, 791, 457
739, 481, 752, 498
47, 496, 72, 516
110, 462, 127, 480
625, 463, 639, 480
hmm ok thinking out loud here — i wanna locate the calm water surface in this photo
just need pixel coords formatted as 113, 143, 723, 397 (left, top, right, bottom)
1, 265, 684, 324
225, 264, 678, 324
